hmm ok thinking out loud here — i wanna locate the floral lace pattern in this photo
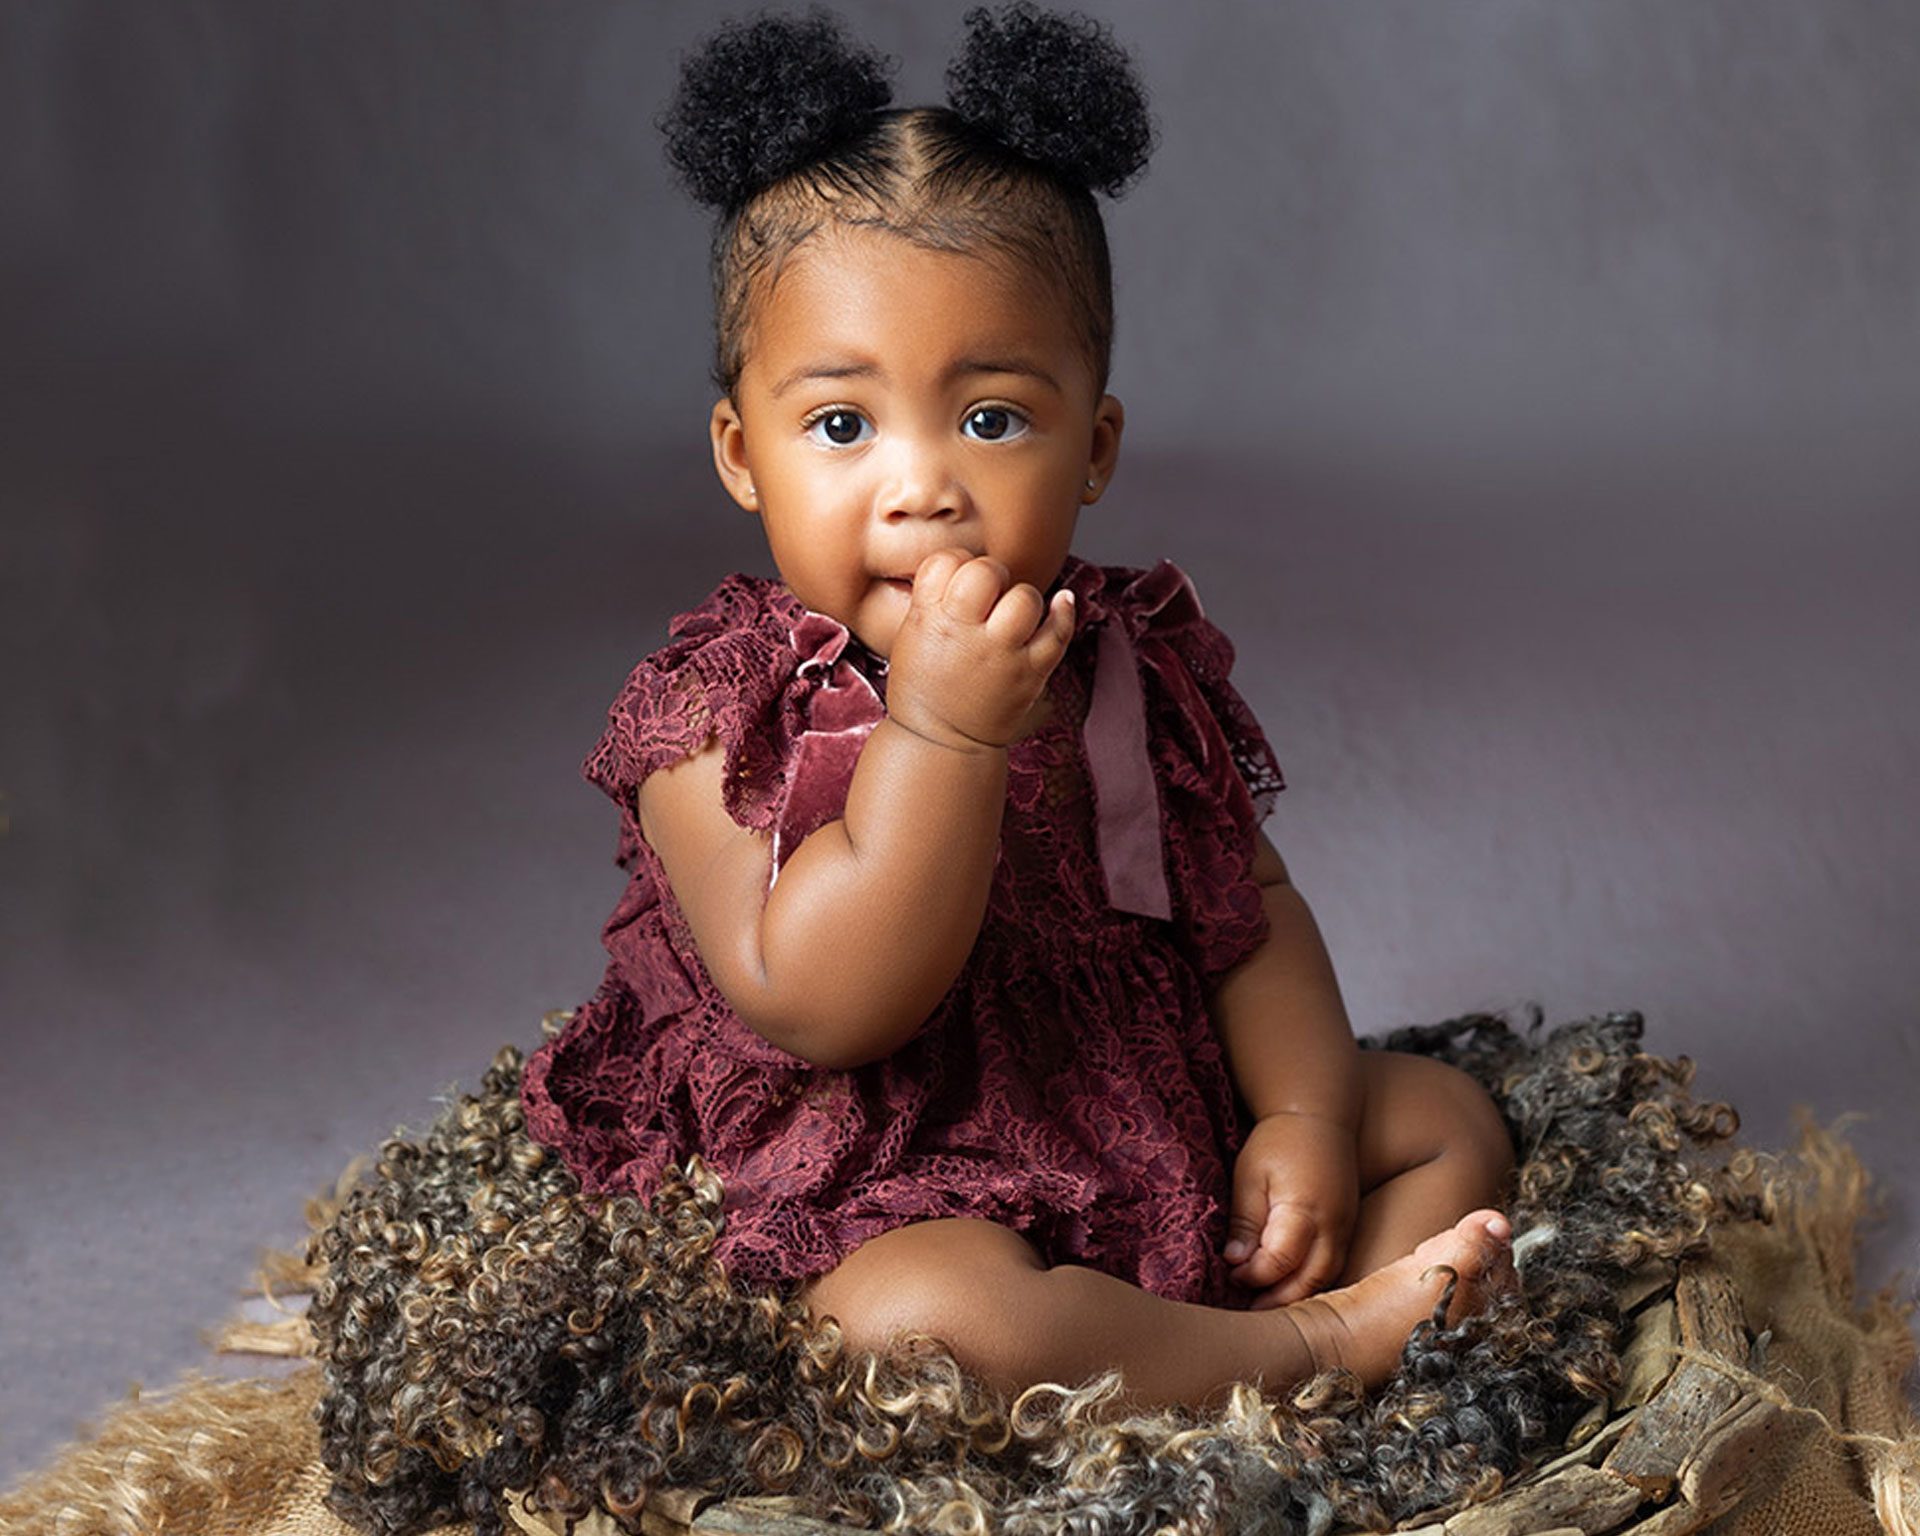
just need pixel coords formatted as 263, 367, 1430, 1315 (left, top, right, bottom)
522, 559, 1285, 1306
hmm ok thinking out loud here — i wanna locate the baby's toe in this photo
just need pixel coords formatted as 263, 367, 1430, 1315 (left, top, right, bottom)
1406, 1210, 1515, 1318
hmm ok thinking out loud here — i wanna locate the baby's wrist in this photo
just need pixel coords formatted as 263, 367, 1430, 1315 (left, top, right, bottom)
879, 710, 1011, 758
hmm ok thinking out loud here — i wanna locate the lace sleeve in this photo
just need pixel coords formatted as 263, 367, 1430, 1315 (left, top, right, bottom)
1122, 564, 1284, 979
582, 577, 806, 867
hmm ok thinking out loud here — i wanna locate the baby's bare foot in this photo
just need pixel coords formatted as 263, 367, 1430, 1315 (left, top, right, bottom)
1279, 1210, 1515, 1387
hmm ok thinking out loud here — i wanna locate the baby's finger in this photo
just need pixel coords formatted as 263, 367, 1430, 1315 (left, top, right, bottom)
982, 580, 1046, 647
1259, 1228, 1345, 1307
941, 556, 1011, 624
1240, 1205, 1315, 1295
1022, 589, 1076, 677
909, 548, 969, 607
1223, 1164, 1275, 1269
1227, 1241, 1295, 1299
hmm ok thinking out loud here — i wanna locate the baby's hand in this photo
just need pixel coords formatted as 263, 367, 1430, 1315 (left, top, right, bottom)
884, 549, 1075, 751
1224, 1111, 1360, 1309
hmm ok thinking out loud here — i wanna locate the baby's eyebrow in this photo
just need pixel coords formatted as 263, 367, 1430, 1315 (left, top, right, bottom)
770, 361, 878, 397
949, 357, 1064, 393
767, 357, 1063, 397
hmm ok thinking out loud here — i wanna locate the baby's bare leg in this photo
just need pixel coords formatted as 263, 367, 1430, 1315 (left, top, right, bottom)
1343, 1051, 1515, 1280
804, 1212, 1510, 1408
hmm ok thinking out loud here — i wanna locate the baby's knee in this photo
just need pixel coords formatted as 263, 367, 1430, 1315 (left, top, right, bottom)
804, 1219, 1044, 1370
1364, 1050, 1515, 1184
1422, 1056, 1514, 1184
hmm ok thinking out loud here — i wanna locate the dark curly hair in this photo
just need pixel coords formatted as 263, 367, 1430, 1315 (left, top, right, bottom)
309, 1011, 1756, 1536
660, 6, 1156, 396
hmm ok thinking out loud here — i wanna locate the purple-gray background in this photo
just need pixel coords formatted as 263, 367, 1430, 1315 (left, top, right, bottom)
3, 1, 1916, 1483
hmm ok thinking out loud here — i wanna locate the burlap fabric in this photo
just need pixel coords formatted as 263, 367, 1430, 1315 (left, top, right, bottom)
4, 1127, 1913, 1536
1702, 1133, 1919, 1536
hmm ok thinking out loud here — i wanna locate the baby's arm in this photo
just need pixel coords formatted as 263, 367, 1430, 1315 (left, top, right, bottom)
1212, 834, 1365, 1306
638, 550, 1073, 1070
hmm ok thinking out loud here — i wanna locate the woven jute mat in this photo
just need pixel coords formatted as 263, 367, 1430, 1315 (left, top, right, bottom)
5, 1127, 1915, 1536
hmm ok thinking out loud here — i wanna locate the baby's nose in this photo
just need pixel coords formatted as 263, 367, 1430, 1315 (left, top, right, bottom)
880, 443, 965, 521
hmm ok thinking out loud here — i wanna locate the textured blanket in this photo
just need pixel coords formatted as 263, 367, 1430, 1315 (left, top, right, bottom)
4, 1012, 1915, 1536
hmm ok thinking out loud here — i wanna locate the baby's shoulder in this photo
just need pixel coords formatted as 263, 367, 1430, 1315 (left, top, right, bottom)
586, 573, 876, 837
1072, 557, 1234, 674
657, 571, 804, 657
585, 575, 797, 788
619, 572, 810, 701
1072, 556, 1281, 803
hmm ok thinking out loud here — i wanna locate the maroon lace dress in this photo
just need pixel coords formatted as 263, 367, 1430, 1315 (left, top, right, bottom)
520, 557, 1285, 1306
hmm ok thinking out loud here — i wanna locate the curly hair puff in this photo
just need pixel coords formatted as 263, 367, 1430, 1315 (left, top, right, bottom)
659, 6, 1155, 396
945, 3, 1156, 198
661, 11, 895, 214
309, 1011, 1754, 1536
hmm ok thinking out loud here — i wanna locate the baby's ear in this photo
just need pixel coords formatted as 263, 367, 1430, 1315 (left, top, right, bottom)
709, 397, 761, 514
1083, 394, 1126, 504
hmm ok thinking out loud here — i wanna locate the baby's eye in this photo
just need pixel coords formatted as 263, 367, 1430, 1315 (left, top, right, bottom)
962, 406, 1028, 442
805, 409, 871, 448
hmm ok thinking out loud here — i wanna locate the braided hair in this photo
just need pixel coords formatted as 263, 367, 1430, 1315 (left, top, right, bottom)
661, 4, 1156, 395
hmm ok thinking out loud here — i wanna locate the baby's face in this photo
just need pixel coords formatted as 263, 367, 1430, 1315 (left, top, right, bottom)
711, 226, 1123, 658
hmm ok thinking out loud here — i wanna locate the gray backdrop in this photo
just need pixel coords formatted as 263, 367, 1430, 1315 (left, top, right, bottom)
3, 0, 1916, 1483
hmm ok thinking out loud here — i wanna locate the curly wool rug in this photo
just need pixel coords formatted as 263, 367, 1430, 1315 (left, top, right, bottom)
3, 1013, 1915, 1536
